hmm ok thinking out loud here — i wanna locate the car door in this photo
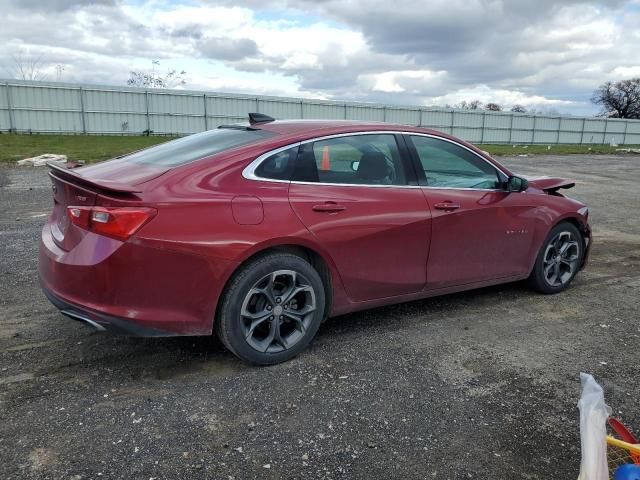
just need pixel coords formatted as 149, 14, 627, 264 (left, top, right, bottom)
406, 134, 539, 289
288, 133, 432, 302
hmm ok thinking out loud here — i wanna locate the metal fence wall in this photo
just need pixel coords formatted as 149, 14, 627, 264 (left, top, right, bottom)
2, 79, 640, 144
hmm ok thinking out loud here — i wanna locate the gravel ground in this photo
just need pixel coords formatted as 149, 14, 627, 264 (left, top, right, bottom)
1, 154, 639, 479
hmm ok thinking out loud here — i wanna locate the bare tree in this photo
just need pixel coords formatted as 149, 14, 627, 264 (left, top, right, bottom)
127, 60, 187, 89
5, 53, 48, 81
510, 105, 527, 113
455, 100, 482, 110
591, 78, 640, 119
485, 102, 502, 111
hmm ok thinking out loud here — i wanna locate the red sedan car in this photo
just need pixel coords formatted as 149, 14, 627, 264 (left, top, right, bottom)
40, 114, 591, 364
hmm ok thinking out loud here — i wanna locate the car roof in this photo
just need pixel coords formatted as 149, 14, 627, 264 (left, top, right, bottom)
250, 119, 443, 138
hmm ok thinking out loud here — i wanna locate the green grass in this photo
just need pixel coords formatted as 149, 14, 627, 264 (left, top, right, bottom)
0, 134, 175, 164
0, 133, 638, 164
477, 143, 640, 156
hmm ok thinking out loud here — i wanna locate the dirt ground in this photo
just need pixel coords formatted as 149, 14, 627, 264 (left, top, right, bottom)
1, 154, 639, 479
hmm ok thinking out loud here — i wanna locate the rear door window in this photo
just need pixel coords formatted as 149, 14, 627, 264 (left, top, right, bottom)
293, 134, 408, 186
123, 128, 273, 167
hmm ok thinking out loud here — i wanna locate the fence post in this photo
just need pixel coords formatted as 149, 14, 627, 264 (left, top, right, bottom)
480, 111, 486, 144
622, 120, 629, 145
603, 118, 609, 145
580, 118, 586, 144
508, 112, 514, 144
450, 110, 455, 134
255, 97, 260, 113
79, 87, 87, 134
382, 106, 387, 122
5, 82, 15, 133
144, 90, 151, 134
555, 117, 561, 145
300, 100, 304, 119
203, 94, 208, 131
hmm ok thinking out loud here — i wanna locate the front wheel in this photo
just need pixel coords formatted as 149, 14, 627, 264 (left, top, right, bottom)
528, 222, 584, 294
215, 253, 325, 365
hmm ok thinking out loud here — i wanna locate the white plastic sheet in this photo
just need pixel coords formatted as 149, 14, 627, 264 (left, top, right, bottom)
17, 154, 67, 166
578, 373, 612, 480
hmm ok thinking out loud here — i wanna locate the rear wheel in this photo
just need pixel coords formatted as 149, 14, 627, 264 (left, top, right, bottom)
216, 253, 325, 365
528, 222, 584, 294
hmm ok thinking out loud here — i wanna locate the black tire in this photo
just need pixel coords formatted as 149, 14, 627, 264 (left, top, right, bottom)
215, 253, 325, 365
528, 221, 584, 294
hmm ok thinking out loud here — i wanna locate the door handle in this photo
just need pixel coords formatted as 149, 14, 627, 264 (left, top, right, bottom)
434, 202, 461, 211
312, 202, 346, 213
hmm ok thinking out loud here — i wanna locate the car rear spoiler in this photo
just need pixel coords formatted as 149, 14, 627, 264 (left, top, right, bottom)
47, 161, 143, 194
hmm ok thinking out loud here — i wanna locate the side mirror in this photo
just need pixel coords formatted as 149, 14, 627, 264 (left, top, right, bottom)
507, 176, 528, 192
350, 160, 360, 172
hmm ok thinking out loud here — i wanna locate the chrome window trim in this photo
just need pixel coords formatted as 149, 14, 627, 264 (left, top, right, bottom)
242, 131, 509, 191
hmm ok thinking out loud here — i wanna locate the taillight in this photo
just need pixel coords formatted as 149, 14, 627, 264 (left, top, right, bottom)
66, 206, 157, 241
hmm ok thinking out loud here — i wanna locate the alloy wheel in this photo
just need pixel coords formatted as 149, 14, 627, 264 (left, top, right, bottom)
240, 270, 317, 353
542, 231, 580, 287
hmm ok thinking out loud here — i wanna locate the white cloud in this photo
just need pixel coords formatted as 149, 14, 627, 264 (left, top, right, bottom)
428, 85, 577, 109
0, 0, 638, 115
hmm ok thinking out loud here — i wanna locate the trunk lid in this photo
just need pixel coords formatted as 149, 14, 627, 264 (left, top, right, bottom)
47, 162, 148, 252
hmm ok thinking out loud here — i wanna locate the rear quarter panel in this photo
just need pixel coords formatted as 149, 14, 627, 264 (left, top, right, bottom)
133, 152, 351, 327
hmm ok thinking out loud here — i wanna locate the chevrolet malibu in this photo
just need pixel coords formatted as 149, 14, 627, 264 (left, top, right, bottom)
40, 114, 591, 364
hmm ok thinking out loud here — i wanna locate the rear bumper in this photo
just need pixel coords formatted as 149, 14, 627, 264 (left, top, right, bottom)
39, 221, 238, 337
42, 287, 173, 336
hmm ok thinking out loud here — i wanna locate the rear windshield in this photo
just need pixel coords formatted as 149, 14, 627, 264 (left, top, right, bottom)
122, 128, 274, 167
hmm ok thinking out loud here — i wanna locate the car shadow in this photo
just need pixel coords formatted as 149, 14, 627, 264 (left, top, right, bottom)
47, 280, 534, 383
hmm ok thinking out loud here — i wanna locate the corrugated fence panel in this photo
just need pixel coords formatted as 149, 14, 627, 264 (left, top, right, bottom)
483, 113, 511, 143
512, 115, 535, 130
151, 115, 205, 134
84, 88, 146, 114
558, 131, 582, 143
302, 102, 345, 120
452, 127, 482, 143
533, 130, 557, 143
627, 122, 640, 134
560, 118, 583, 131
149, 92, 204, 115
257, 98, 302, 119
421, 110, 452, 128
0, 83, 9, 130
483, 128, 510, 143
584, 118, 606, 132
0, 84, 7, 108
535, 116, 561, 130
511, 129, 534, 143
207, 116, 251, 128
484, 114, 511, 129
3, 79, 640, 143
85, 112, 147, 134
385, 108, 420, 125
346, 105, 385, 121
207, 96, 255, 118
11, 85, 80, 110
13, 109, 82, 132
148, 92, 205, 134
454, 111, 484, 128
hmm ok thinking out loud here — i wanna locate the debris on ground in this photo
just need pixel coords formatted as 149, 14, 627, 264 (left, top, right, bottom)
615, 148, 640, 154
16, 154, 67, 166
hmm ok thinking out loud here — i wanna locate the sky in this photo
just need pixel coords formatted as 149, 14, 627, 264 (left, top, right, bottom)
1, 0, 639, 116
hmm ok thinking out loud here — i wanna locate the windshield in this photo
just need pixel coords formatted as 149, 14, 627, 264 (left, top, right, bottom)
122, 128, 274, 167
